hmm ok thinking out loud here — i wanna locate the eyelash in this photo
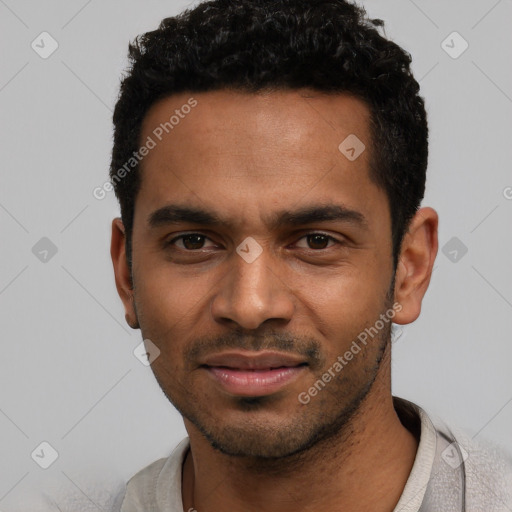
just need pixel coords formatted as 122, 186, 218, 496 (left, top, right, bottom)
165, 232, 341, 251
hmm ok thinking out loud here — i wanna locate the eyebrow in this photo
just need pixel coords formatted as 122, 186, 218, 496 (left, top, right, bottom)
147, 203, 368, 231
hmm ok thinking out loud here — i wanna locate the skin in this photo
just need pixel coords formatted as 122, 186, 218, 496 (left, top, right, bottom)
111, 89, 438, 512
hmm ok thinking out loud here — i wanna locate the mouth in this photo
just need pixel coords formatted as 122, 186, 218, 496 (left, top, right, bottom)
200, 351, 308, 397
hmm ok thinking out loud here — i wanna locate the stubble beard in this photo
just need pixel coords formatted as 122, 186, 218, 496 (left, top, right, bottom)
134, 275, 395, 470
157, 319, 391, 472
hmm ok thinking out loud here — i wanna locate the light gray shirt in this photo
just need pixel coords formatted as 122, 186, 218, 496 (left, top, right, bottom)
117, 397, 512, 511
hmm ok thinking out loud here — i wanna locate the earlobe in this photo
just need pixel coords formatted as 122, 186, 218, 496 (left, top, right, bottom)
125, 295, 140, 330
110, 218, 140, 330
392, 207, 438, 325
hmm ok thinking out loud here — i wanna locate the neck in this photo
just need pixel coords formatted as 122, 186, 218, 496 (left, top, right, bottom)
182, 358, 418, 512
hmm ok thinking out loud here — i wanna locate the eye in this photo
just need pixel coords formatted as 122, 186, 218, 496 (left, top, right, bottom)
295, 233, 339, 250
167, 233, 217, 250
165, 232, 341, 253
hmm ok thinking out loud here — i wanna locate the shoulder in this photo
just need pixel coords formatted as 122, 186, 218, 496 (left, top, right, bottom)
118, 437, 190, 512
449, 424, 512, 504
116, 457, 168, 511
416, 400, 512, 507
394, 397, 512, 509
2, 473, 126, 512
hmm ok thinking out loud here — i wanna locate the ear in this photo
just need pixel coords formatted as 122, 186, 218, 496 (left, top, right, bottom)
110, 218, 139, 329
392, 207, 438, 325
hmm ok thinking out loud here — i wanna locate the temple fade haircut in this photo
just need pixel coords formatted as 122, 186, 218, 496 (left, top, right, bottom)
110, 0, 428, 271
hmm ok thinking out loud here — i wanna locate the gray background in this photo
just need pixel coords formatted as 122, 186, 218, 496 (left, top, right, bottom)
1, 0, 511, 509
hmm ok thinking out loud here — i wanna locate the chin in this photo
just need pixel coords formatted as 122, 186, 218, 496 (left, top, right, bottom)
203, 424, 315, 459
189, 403, 354, 462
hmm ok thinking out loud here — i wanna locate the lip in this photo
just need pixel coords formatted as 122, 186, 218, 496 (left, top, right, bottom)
201, 350, 307, 370
201, 351, 308, 397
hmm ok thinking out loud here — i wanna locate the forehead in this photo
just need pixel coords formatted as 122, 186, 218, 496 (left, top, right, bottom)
140, 88, 370, 164
135, 89, 385, 230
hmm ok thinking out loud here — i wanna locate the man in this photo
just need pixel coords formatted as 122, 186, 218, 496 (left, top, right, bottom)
109, 0, 512, 510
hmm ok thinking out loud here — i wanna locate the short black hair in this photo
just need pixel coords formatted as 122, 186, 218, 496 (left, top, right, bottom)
110, 0, 428, 271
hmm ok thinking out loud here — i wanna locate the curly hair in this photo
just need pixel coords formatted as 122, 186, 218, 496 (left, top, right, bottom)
110, 0, 428, 270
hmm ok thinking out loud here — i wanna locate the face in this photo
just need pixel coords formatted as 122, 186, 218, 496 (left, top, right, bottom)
125, 89, 397, 459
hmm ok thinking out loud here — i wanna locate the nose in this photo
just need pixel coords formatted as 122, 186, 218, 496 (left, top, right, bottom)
210, 244, 295, 330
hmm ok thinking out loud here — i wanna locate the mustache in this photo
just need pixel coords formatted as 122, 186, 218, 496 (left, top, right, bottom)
184, 330, 324, 369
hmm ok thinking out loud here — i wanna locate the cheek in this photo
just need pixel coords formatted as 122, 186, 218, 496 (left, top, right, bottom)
294, 266, 390, 346
133, 272, 194, 386
134, 249, 194, 311
132, 264, 197, 349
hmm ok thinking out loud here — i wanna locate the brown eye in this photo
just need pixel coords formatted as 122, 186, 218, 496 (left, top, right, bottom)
306, 234, 331, 249
294, 233, 338, 250
181, 234, 205, 250
167, 233, 216, 250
